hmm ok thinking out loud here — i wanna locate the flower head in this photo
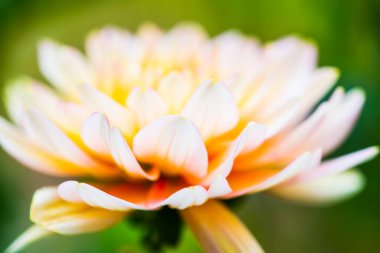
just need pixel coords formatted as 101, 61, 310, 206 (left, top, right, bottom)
1, 23, 377, 252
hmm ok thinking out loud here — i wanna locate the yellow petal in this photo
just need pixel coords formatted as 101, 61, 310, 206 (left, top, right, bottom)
181, 200, 264, 253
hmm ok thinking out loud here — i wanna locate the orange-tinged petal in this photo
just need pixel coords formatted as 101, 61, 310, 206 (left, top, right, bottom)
133, 115, 208, 180
226, 151, 315, 198
181, 200, 264, 253
203, 122, 268, 185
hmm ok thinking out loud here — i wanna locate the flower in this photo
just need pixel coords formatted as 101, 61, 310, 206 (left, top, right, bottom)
1, 23, 377, 252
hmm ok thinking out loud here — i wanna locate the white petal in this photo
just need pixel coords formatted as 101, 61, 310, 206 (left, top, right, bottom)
157, 72, 193, 113
164, 186, 208, 210
0, 117, 87, 177
126, 87, 168, 128
109, 128, 160, 180
38, 40, 93, 97
292, 146, 378, 183
133, 115, 208, 180
58, 181, 145, 211
5, 78, 89, 134
208, 175, 232, 198
181, 81, 239, 140
31, 187, 125, 234
271, 170, 365, 205
81, 112, 111, 156
21, 108, 116, 178
78, 84, 136, 138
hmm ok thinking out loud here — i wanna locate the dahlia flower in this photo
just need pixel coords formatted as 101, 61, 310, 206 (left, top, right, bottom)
1, 23, 377, 253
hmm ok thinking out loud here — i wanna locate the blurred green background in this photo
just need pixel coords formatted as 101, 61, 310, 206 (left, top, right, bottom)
0, 0, 379, 252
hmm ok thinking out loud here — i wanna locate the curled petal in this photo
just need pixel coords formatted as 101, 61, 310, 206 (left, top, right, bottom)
81, 112, 111, 156
181, 81, 239, 140
163, 186, 208, 210
133, 115, 208, 180
31, 187, 126, 234
21, 108, 116, 178
271, 170, 365, 205
181, 200, 264, 253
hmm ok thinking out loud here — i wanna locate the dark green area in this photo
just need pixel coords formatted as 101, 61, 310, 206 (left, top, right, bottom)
0, 0, 379, 252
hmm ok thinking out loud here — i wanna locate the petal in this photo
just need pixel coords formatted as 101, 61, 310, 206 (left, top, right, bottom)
0, 117, 87, 177
5, 225, 52, 253
181, 200, 264, 253
78, 84, 136, 138
157, 72, 193, 113
163, 186, 208, 210
133, 115, 208, 180
58, 181, 148, 211
290, 146, 378, 183
85, 26, 144, 94
126, 87, 168, 128
38, 40, 93, 97
202, 122, 268, 185
31, 187, 125, 234
5, 78, 89, 134
81, 112, 111, 156
207, 175, 232, 198
271, 170, 365, 205
226, 152, 315, 198
58, 179, 227, 211
21, 108, 116, 178
181, 81, 239, 140
109, 128, 160, 181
